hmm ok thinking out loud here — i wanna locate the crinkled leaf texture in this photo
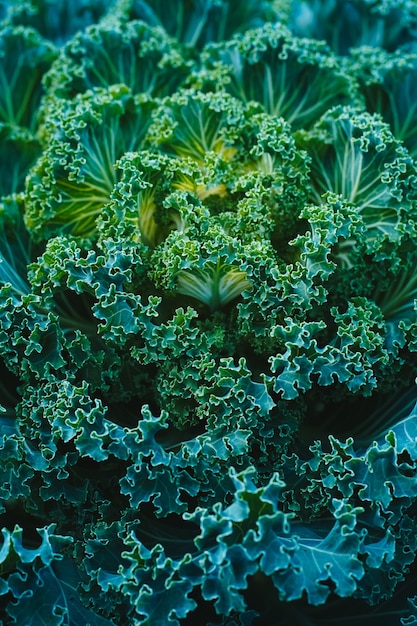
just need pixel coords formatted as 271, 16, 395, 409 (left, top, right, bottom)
0, 525, 114, 625
2, 0, 417, 625
7, 559, 116, 626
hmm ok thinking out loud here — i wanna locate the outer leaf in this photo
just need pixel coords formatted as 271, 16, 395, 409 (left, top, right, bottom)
9, 0, 116, 44
26, 85, 155, 241
45, 19, 190, 100
0, 25, 56, 129
0, 194, 34, 296
0, 1, 33, 26
188, 470, 369, 609
285, 0, 417, 55
0, 126, 41, 196
7, 559, 115, 626
0, 291, 67, 379
355, 47, 417, 158
19, 377, 129, 463
119, 0, 280, 48
197, 23, 358, 128
296, 106, 417, 256
0, 379, 34, 511
120, 539, 197, 625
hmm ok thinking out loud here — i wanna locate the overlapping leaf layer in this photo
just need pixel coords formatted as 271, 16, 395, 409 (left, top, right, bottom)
2, 0, 417, 624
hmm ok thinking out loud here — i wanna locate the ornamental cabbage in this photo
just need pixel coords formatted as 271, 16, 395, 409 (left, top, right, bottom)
2, 1, 417, 625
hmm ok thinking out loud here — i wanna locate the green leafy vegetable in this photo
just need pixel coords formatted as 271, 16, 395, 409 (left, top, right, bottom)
2, 1, 417, 625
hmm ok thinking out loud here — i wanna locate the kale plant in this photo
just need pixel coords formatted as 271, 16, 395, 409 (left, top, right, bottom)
1, 0, 417, 624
